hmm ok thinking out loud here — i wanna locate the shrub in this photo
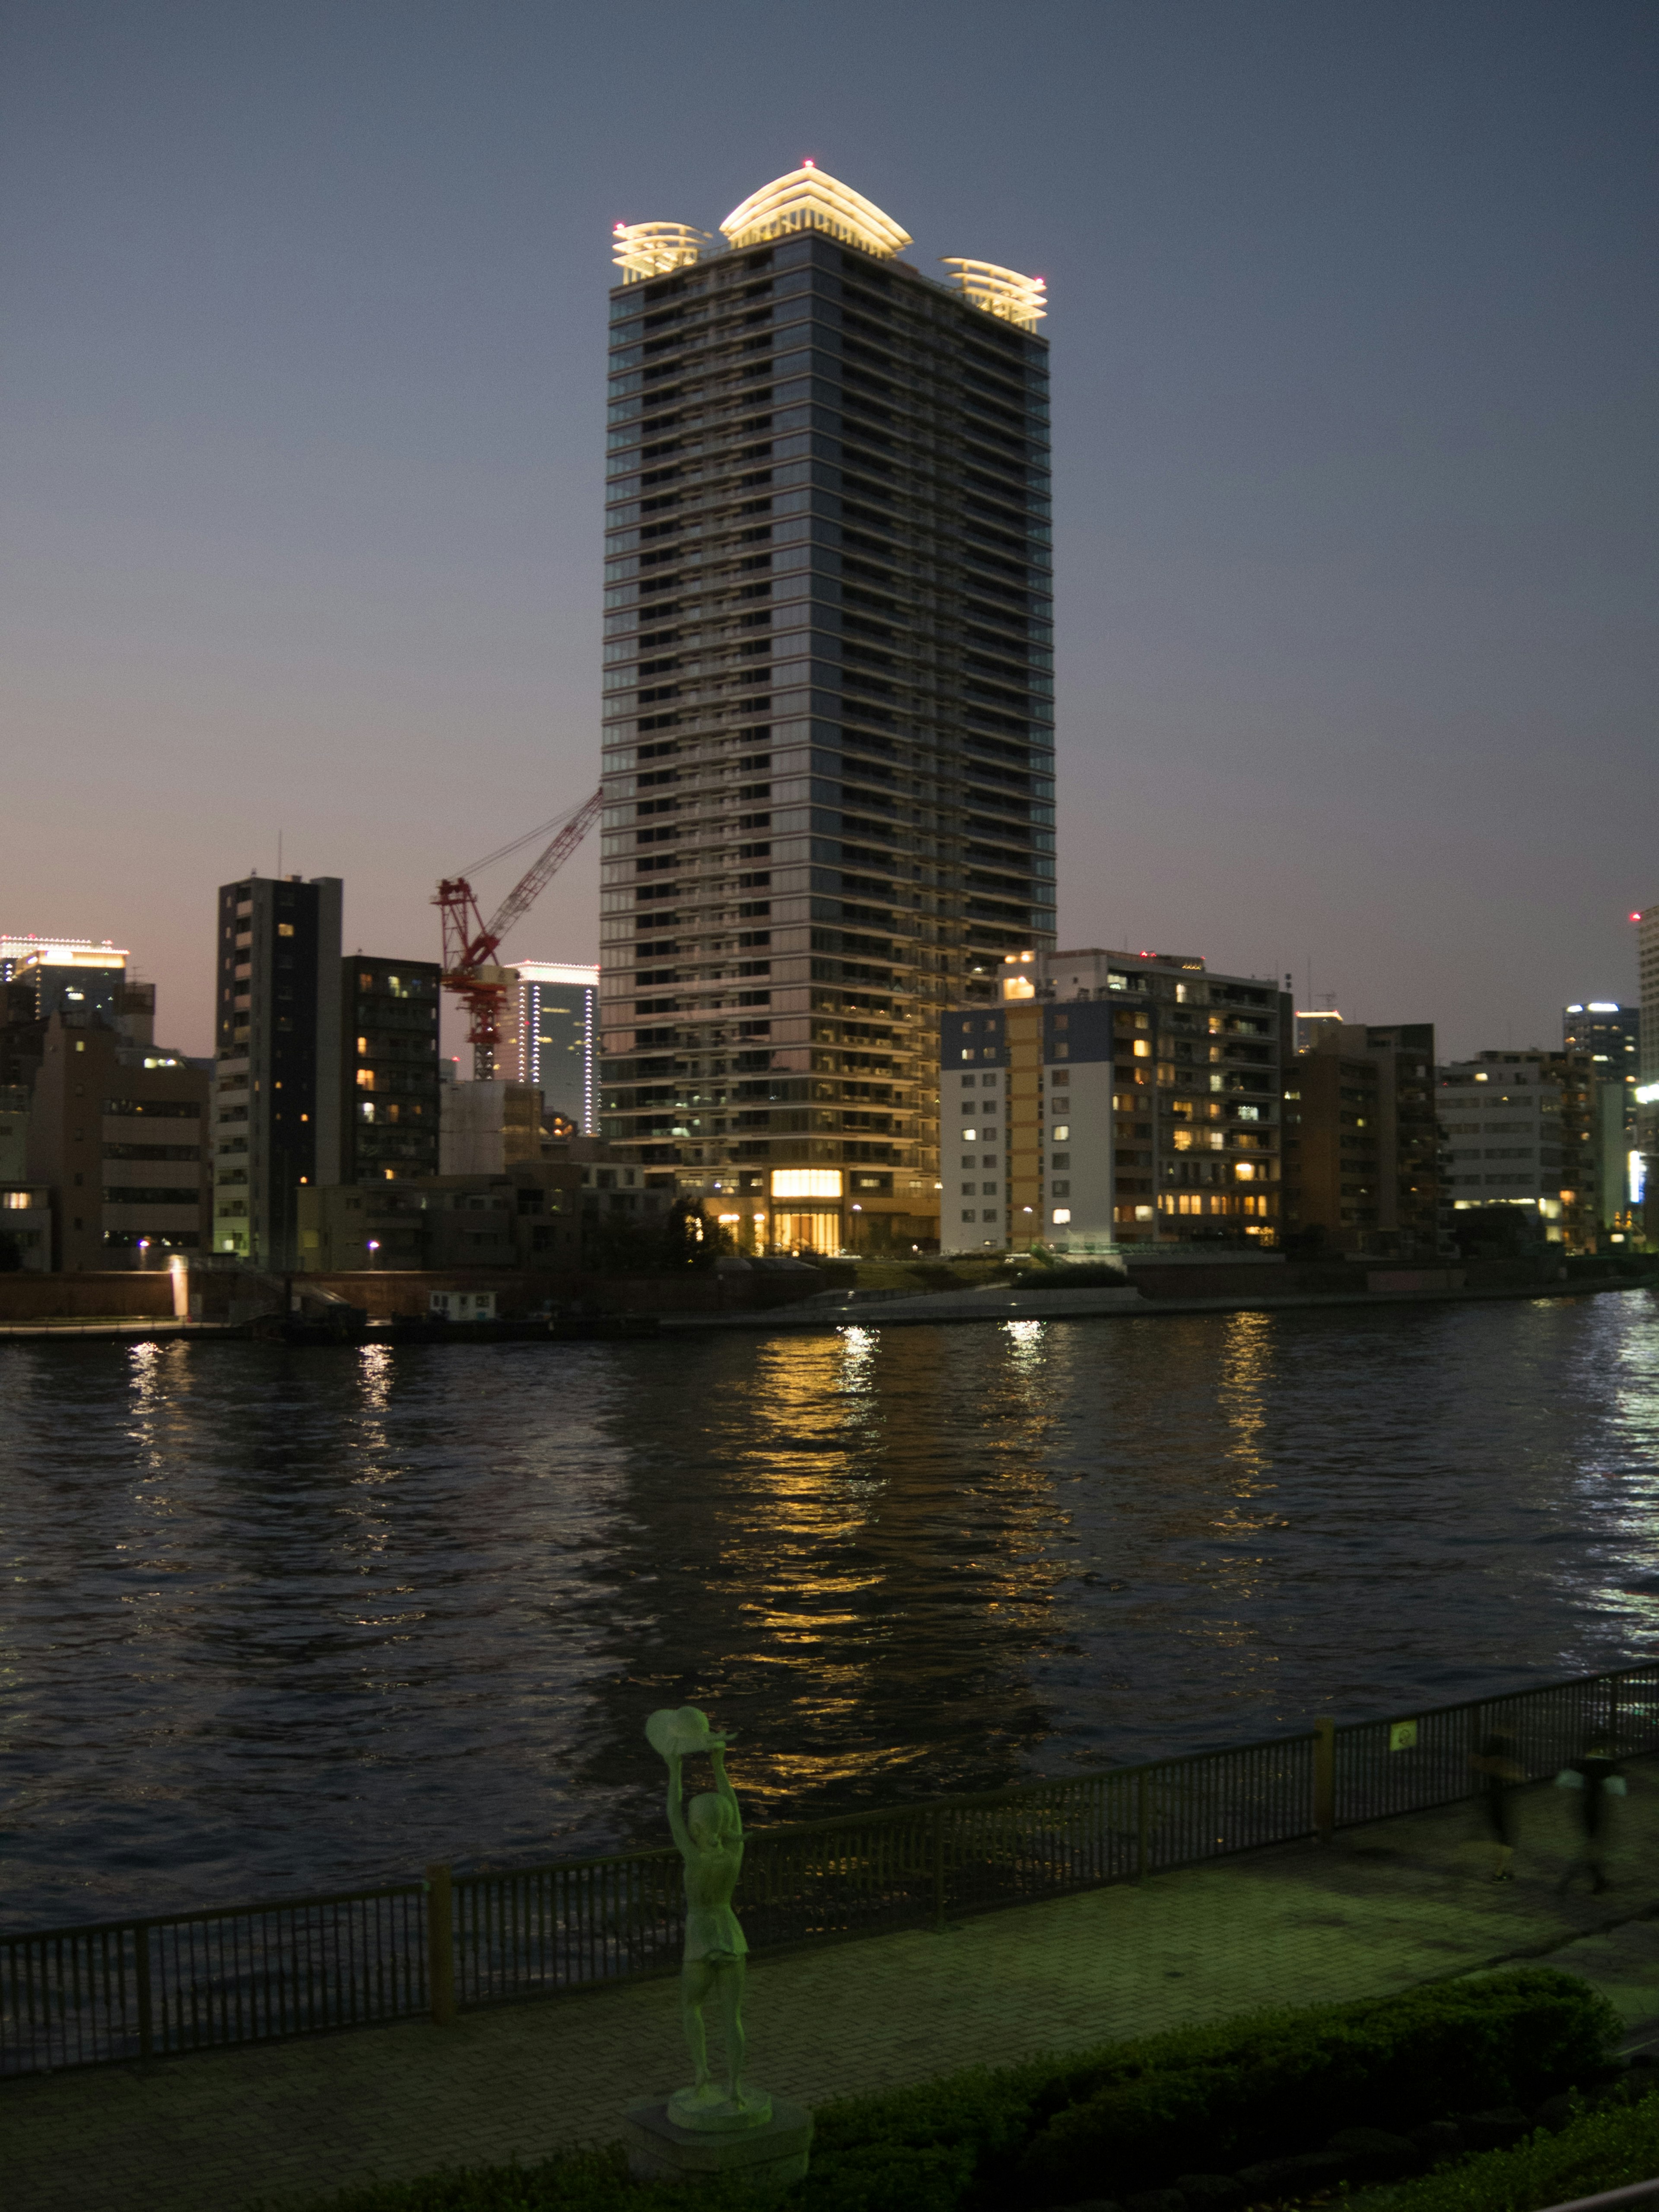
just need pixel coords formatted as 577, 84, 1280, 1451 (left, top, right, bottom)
1367, 2077, 1659, 2212
255, 1972, 1619, 2212
1017, 1971, 1620, 2203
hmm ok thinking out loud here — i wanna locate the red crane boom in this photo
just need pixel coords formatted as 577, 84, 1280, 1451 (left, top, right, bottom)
435, 787, 604, 1081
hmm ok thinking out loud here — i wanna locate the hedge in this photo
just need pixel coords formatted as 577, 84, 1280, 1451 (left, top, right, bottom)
1015, 1969, 1621, 2202
1354, 2078, 1659, 2212
255, 1970, 1619, 2212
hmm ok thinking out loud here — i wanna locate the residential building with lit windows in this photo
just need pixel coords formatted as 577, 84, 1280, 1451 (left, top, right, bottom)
499, 960, 599, 1131
210, 875, 343, 1266
941, 947, 1287, 1252
341, 957, 441, 1183
1438, 1050, 1597, 1249
597, 165, 1056, 1257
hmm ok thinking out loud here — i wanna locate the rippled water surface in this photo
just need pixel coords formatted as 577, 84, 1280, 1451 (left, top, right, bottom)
4, 1294, 1658, 1926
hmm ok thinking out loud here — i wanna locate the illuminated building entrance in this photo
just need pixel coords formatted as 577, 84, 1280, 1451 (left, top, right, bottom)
769, 1169, 843, 1256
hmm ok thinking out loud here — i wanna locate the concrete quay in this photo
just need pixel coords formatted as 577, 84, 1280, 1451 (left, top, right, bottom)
7, 1775, 1659, 2212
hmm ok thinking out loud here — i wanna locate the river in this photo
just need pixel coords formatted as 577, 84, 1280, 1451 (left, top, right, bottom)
3, 1291, 1656, 1928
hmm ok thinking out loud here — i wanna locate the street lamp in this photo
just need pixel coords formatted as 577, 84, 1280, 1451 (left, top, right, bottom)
366, 1239, 381, 1269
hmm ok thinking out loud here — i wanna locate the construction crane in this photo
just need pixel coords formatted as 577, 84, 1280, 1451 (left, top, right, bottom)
435, 787, 604, 1081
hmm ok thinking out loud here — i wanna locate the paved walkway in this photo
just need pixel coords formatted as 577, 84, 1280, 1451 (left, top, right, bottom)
8, 1778, 1659, 2212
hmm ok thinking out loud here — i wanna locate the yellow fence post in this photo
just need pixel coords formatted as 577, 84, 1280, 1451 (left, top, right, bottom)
1313, 1718, 1335, 1843
425, 1864, 456, 2026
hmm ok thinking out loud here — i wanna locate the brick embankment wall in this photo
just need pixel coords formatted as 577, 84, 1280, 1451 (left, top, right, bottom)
0, 1272, 178, 1320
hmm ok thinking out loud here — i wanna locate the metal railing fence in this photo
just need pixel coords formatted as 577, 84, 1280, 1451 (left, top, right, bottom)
5, 1660, 1655, 2079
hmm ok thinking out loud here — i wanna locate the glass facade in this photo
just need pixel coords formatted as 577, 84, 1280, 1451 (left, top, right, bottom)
596, 217, 1055, 1253
510, 962, 598, 1132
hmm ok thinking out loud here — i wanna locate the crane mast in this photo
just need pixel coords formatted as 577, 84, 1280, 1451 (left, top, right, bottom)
435, 787, 603, 1081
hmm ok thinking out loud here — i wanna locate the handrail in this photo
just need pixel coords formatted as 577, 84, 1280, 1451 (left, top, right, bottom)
4, 1657, 1654, 2078
1534, 2182, 1659, 2212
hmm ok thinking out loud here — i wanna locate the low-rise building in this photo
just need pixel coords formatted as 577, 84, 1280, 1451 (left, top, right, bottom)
1438, 1050, 1597, 1249
297, 1162, 584, 1271
28, 1017, 209, 1268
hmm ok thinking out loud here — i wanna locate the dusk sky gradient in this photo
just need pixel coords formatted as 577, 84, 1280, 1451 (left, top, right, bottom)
3, 0, 1655, 1062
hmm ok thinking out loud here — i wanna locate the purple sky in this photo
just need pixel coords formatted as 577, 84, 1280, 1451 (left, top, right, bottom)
3, 0, 1655, 1062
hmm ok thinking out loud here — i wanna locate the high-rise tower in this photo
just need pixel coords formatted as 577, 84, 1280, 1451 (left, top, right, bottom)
597, 167, 1055, 1256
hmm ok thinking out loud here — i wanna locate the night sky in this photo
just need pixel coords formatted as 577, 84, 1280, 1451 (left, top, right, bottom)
4, 1, 1654, 1060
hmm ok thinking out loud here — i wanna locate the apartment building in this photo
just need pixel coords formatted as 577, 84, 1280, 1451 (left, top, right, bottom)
1283, 1021, 1441, 1255
210, 875, 343, 1266
597, 165, 1056, 1257
939, 947, 1287, 1253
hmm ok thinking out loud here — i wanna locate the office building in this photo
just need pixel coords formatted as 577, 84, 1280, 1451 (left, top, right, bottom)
1439, 1050, 1596, 1249
1564, 1001, 1642, 1233
1282, 1021, 1442, 1256
1563, 1001, 1640, 1084
499, 960, 599, 1131
210, 875, 343, 1266
0, 937, 129, 1026
27, 1016, 208, 1268
597, 165, 1056, 1257
940, 947, 1287, 1254
342, 957, 441, 1182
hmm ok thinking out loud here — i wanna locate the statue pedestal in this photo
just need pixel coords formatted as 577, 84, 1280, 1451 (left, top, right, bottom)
623, 2094, 813, 2191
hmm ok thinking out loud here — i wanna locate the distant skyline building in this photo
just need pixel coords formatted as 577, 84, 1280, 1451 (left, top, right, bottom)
210, 874, 343, 1265
0, 936, 130, 1027
499, 960, 598, 1131
1562, 1001, 1639, 1087
597, 164, 1055, 1255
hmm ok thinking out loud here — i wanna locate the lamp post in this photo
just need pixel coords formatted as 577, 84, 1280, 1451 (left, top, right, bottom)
366, 1239, 381, 1270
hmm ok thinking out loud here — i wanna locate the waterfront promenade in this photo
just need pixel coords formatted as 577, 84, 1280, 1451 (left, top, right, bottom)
8, 1774, 1659, 2212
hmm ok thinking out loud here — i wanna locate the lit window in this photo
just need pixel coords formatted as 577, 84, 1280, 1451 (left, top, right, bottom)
278, 924, 295, 938
1235, 1163, 1255, 1180
770, 1168, 842, 1199
1133, 1039, 1150, 1057
1052, 1208, 1071, 1224
357, 1036, 368, 1055
1052, 1123, 1069, 1142
962, 1128, 977, 1141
